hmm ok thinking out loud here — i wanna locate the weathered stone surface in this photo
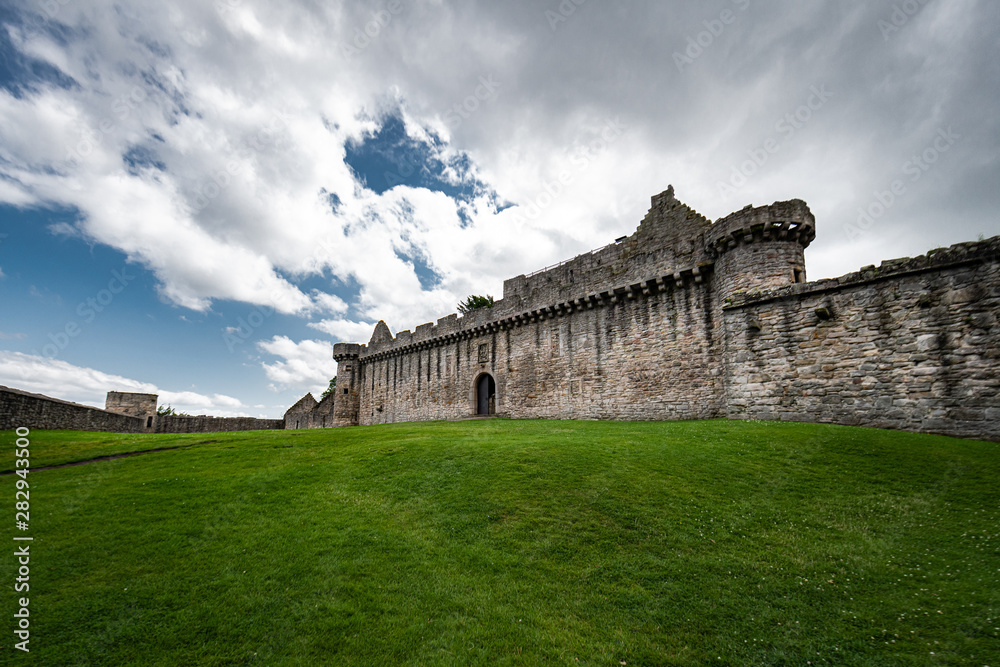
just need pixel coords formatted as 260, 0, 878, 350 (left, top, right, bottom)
2, 385, 146, 433
156, 415, 283, 433
106, 391, 159, 431
320, 186, 999, 441
15, 187, 992, 441
723, 236, 1000, 441
2, 387, 283, 434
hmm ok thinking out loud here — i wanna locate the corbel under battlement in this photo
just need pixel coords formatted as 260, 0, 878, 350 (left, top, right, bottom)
705, 200, 816, 258
357, 263, 714, 363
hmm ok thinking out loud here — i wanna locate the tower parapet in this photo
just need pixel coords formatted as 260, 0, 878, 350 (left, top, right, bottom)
707, 199, 815, 299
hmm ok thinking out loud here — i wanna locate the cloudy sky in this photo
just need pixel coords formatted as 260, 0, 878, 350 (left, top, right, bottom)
0, 0, 997, 418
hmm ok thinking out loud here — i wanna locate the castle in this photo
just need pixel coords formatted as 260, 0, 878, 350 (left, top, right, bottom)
3, 186, 997, 440
287, 186, 1000, 441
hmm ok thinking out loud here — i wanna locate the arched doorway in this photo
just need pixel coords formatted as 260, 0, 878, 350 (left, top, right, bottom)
476, 373, 496, 415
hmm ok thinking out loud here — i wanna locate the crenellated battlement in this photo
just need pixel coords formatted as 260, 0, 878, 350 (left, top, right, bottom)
348, 188, 815, 362
501, 185, 715, 310
705, 200, 815, 258
332, 343, 362, 361
357, 262, 713, 363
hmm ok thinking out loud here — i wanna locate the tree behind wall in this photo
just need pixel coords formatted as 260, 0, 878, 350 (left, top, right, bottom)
458, 295, 494, 315
320, 376, 337, 400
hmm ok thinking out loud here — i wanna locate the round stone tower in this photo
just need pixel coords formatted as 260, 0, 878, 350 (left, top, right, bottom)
705, 199, 815, 300
332, 343, 362, 427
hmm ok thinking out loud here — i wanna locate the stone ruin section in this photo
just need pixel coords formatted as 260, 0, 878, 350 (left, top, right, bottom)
105, 391, 283, 433
330, 186, 816, 427
283, 351, 363, 429
326, 185, 1000, 441
284, 393, 320, 429
106, 391, 159, 431
1, 385, 146, 433
2, 388, 283, 434
155, 415, 283, 433
722, 237, 1000, 441
282, 392, 331, 429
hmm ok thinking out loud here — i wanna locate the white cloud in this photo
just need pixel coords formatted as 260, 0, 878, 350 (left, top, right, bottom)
0, 0, 996, 345
0, 2, 671, 338
0, 179, 34, 206
156, 390, 244, 415
307, 290, 349, 316
257, 336, 338, 394
307, 319, 379, 344
0, 351, 249, 416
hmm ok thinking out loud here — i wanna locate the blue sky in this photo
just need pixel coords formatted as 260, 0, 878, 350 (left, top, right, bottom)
0, 1, 998, 417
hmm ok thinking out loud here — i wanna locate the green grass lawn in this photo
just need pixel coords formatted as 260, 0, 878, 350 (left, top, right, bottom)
1, 420, 998, 665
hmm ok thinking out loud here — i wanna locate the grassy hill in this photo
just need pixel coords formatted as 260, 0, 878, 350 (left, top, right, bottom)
2, 420, 998, 665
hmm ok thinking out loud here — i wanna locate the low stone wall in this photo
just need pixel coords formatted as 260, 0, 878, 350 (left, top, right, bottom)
722, 238, 1000, 441
155, 415, 284, 433
1, 386, 285, 434
0, 385, 145, 433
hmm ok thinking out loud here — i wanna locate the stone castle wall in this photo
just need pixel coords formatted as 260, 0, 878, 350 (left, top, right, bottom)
1, 386, 146, 433
155, 415, 284, 433
2, 387, 285, 434
500, 187, 716, 310
497, 277, 721, 421
346, 187, 792, 427
328, 186, 1000, 441
106, 391, 159, 431
8, 187, 993, 441
283, 392, 339, 429
722, 239, 1000, 441
357, 272, 721, 424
